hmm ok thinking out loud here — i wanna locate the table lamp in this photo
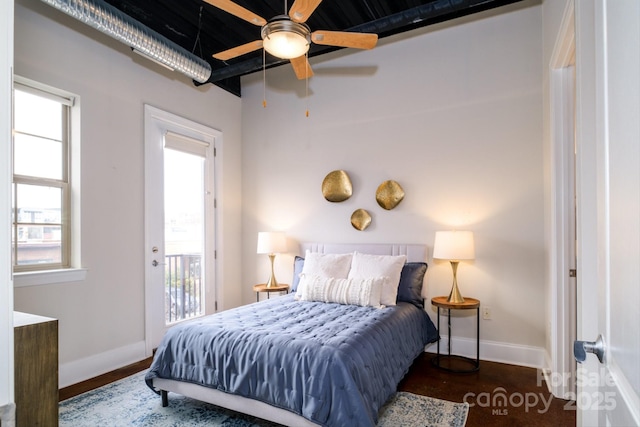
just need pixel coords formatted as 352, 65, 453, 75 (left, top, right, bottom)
257, 231, 287, 288
433, 231, 475, 303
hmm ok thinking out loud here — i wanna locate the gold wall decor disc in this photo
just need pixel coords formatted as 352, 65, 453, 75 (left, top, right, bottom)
376, 180, 405, 210
351, 209, 372, 231
322, 170, 353, 202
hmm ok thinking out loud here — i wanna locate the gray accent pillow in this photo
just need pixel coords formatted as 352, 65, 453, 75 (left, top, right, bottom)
397, 262, 428, 307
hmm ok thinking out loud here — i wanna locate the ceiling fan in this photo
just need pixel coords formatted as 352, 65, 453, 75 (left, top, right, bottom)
206, 0, 379, 79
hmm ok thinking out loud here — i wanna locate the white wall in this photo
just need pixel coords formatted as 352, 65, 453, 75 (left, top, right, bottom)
241, 2, 545, 363
13, 0, 243, 386
11, 0, 547, 384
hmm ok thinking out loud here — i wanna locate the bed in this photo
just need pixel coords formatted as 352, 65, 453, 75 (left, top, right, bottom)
145, 243, 438, 427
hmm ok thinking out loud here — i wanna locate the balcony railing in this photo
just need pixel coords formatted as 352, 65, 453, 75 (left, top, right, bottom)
165, 253, 204, 324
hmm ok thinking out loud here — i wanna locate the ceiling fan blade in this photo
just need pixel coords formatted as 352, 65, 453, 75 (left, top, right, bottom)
203, 0, 266, 26
311, 30, 378, 50
213, 40, 263, 61
289, 0, 323, 23
290, 55, 314, 79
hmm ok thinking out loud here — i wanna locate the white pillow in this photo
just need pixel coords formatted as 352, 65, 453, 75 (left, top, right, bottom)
347, 252, 407, 306
301, 250, 353, 277
295, 251, 353, 299
297, 275, 383, 308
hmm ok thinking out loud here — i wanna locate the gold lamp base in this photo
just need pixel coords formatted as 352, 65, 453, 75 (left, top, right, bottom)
265, 253, 279, 288
447, 260, 465, 304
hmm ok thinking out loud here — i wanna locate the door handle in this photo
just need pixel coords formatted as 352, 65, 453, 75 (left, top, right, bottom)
152, 260, 166, 267
574, 334, 605, 364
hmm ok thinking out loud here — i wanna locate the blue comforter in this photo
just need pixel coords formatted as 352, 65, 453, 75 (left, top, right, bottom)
145, 294, 438, 426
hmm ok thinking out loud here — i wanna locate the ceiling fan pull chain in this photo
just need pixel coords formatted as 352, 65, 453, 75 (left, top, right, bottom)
305, 52, 309, 117
262, 48, 267, 108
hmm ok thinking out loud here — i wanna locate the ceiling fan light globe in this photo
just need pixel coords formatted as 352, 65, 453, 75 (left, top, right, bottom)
261, 17, 311, 59
263, 32, 309, 59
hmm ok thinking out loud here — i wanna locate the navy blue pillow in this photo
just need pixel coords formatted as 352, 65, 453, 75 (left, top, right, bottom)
396, 262, 428, 307
291, 256, 305, 293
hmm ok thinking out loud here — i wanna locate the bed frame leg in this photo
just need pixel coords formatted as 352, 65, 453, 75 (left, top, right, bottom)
161, 390, 168, 407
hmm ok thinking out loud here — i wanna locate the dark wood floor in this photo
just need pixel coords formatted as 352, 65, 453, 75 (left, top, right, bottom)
59, 357, 153, 402
60, 353, 576, 426
399, 353, 576, 426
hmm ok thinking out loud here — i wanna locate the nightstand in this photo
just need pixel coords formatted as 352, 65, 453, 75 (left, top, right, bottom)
431, 296, 480, 373
253, 284, 290, 302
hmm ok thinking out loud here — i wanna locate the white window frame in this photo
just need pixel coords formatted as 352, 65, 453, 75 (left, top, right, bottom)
12, 76, 85, 286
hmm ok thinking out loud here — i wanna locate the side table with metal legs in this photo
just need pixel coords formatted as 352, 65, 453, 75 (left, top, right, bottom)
431, 296, 480, 373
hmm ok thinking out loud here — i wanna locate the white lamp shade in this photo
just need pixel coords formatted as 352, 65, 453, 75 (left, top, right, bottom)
257, 231, 287, 254
433, 231, 475, 261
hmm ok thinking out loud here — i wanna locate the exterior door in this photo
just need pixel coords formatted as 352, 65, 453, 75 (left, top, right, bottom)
144, 105, 218, 354
575, 0, 640, 425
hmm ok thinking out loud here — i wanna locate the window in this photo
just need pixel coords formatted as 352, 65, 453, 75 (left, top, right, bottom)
12, 80, 74, 272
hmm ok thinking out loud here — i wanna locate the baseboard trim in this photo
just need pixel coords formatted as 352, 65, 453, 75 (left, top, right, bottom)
59, 341, 147, 388
425, 336, 545, 368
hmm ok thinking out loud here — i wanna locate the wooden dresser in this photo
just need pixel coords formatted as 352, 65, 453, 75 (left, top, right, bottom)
13, 311, 58, 427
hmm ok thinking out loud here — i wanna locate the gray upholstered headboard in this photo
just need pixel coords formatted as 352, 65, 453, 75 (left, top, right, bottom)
299, 243, 427, 263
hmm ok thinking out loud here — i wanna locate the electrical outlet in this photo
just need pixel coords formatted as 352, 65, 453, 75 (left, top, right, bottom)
482, 307, 492, 320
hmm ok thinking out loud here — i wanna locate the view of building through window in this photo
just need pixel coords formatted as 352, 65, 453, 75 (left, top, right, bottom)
12, 85, 69, 269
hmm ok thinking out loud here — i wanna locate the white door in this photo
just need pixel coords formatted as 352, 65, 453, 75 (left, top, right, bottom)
0, 0, 15, 419
575, 0, 640, 425
144, 105, 219, 354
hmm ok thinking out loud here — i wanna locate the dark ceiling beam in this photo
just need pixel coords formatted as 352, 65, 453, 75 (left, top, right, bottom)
204, 0, 523, 84
211, 77, 242, 97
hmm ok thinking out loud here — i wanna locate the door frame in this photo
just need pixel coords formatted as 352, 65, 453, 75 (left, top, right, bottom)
547, 0, 577, 400
143, 104, 220, 356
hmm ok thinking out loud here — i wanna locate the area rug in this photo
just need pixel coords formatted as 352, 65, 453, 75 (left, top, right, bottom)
59, 371, 469, 427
